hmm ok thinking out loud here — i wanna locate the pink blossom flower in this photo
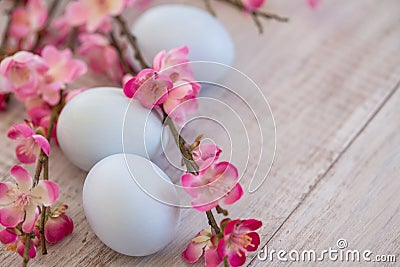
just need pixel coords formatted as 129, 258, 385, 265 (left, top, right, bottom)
77, 33, 123, 82
0, 165, 59, 232
307, 0, 321, 9
181, 161, 243, 212
0, 51, 48, 101
41, 45, 87, 85
124, 69, 172, 108
163, 80, 201, 125
66, 0, 125, 32
217, 219, 262, 266
44, 205, 74, 243
242, 0, 265, 11
0, 227, 39, 258
192, 144, 222, 170
182, 228, 222, 267
8, 0, 48, 49
153, 46, 201, 124
7, 123, 50, 164
36, 46, 87, 105
153, 46, 194, 82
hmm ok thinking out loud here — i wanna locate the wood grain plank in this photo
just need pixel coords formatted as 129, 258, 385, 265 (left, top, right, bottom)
0, 0, 400, 266
251, 83, 400, 267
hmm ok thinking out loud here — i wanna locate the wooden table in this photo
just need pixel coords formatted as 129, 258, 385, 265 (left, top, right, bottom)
1, 0, 399, 266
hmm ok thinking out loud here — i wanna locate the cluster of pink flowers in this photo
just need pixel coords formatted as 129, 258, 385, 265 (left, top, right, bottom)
122, 45, 263, 266
0, 165, 73, 258
123, 45, 201, 124
182, 143, 261, 266
0, 45, 86, 138
183, 218, 262, 267
7, 0, 48, 51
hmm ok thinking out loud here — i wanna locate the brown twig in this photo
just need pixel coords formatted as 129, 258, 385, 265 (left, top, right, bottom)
0, 0, 21, 55
216, 205, 229, 216
22, 233, 31, 267
32, 0, 60, 51
204, 0, 216, 16
66, 27, 77, 51
38, 95, 63, 255
163, 110, 221, 234
115, 15, 149, 69
206, 210, 221, 234
217, 0, 288, 33
109, 31, 136, 75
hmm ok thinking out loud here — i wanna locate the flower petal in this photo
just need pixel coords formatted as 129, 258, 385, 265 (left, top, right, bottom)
205, 247, 223, 267
17, 239, 37, 258
32, 134, 50, 155
227, 248, 247, 266
246, 232, 260, 252
0, 228, 17, 244
22, 204, 38, 233
16, 144, 37, 164
0, 182, 14, 205
224, 219, 241, 235
7, 124, 35, 139
221, 183, 244, 205
44, 214, 74, 243
239, 219, 262, 232
181, 173, 199, 198
182, 239, 205, 263
31, 180, 59, 206
11, 165, 33, 192
0, 207, 24, 228
191, 199, 218, 212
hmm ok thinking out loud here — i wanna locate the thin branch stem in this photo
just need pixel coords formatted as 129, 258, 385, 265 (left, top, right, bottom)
0, 0, 20, 55
251, 12, 263, 34
115, 15, 149, 69
206, 210, 221, 234
32, 0, 60, 51
217, 0, 288, 32
109, 31, 136, 75
40, 205, 47, 255
204, 0, 216, 16
163, 110, 221, 234
38, 95, 63, 255
216, 205, 229, 216
66, 27, 77, 51
22, 234, 31, 267
163, 113, 198, 175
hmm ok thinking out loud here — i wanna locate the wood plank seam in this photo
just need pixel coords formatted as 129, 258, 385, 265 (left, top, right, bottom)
247, 78, 400, 266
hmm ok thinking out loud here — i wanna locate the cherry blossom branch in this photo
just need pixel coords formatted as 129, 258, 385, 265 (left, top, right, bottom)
0, 0, 20, 56
163, 112, 199, 175
22, 234, 31, 267
109, 31, 137, 75
30, 94, 64, 256
216, 0, 288, 33
115, 15, 150, 69
162, 110, 222, 234
204, 0, 216, 16
66, 27, 77, 51
206, 210, 221, 234
32, 0, 60, 51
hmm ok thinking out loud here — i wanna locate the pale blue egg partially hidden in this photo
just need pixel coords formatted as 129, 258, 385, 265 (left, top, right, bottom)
83, 154, 180, 256
57, 87, 164, 171
132, 4, 235, 83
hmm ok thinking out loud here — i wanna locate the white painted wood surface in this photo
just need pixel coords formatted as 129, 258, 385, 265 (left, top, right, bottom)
0, 0, 399, 266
